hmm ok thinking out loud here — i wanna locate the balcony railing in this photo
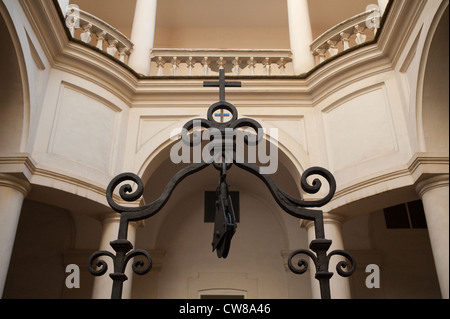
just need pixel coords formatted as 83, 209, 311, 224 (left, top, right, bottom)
65, 5, 134, 64
310, 8, 382, 65
62, 4, 382, 76
150, 49, 293, 77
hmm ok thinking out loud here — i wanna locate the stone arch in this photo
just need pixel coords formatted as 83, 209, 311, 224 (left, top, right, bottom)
417, 3, 449, 153
136, 133, 308, 246
136, 119, 307, 189
3, 198, 75, 298
133, 133, 312, 298
0, 4, 29, 153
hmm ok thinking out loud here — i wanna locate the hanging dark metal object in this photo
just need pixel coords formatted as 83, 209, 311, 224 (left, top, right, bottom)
88, 69, 356, 299
212, 163, 237, 258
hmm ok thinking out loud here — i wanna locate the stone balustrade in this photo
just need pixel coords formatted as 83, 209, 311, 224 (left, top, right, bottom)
150, 49, 293, 77
62, 4, 382, 75
65, 5, 134, 64
310, 7, 382, 65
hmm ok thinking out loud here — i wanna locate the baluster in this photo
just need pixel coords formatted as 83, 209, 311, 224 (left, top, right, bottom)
80, 23, 92, 44
277, 58, 287, 75
95, 31, 106, 50
68, 24, 76, 38
372, 18, 379, 37
118, 47, 130, 63
106, 39, 118, 57
171, 57, 180, 76
340, 32, 351, 51
315, 48, 327, 64
262, 58, 271, 76
354, 25, 367, 45
372, 15, 381, 36
327, 40, 339, 57
66, 8, 78, 38
156, 57, 165, 76
247, 57, 256, 76
216, 57, 226, 70
202, 57, 210, 76
186, 57, 196, 76
232, 57, 241, 76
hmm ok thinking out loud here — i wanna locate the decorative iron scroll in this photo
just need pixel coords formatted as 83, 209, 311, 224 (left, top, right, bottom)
88, 70, 355, 299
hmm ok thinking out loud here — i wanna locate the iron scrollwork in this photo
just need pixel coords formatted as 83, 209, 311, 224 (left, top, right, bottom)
88, 70, 355, 299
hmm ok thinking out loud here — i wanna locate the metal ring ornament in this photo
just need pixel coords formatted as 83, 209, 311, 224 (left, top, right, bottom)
207, 101, 239, 123
181, 103, 265, 147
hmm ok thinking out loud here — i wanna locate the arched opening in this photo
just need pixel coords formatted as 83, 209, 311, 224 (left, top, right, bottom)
131, 137, 312, 298
3, 183, 109, 299
3, 199, 75, 298
420, 5, 449, 153
0, 5, 28, 153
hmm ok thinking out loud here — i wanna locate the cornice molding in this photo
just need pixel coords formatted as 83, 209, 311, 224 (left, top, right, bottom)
17, 0, 427, 107
415, 174, 449, 198
0, 173, 31, 196
324, 153, 449, 214
0, 154, 121, 208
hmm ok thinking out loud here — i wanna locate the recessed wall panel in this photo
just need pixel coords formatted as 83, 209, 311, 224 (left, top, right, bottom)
323, 85, 398, 172
50, 84, 119, 173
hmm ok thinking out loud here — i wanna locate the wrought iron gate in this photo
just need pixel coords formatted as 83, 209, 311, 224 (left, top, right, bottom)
88, 70, 356, 299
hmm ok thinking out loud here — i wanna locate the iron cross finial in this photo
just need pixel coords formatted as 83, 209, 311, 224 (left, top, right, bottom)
203, 69, 241, 102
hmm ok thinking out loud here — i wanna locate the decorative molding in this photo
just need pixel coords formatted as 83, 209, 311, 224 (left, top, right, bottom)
0, 154, 36, 180
17, 0, 423, 108
0, 154, 120, 207
0, 173, 31, 196
25, 31, 46, 70
326, 153, 449, 213
408, 153, 450, 181
415, 174, 449, 198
